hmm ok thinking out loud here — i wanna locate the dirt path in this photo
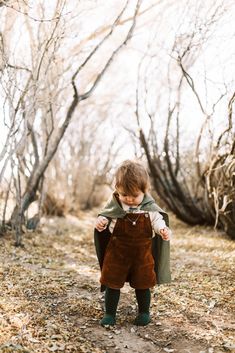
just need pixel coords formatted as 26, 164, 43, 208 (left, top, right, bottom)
0, 212, 234, 353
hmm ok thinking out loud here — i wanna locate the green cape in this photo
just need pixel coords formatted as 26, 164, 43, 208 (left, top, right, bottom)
94, 193, 171, 290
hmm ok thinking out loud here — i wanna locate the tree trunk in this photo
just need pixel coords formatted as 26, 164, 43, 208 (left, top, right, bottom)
9, 0, 142, 244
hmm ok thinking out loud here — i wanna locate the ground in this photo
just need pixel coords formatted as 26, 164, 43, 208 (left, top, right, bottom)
0, 211, 234, 353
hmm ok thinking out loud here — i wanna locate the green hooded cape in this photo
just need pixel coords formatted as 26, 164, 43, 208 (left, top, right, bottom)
94, 193, 171, 290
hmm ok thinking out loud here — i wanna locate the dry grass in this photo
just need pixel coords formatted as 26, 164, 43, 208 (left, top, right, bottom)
0, 212, 234, 353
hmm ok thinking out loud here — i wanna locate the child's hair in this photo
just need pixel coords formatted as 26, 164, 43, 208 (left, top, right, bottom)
115, 160, 150, 195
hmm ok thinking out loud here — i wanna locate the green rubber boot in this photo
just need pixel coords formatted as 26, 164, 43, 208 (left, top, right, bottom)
100, 288, 120, 326
134, 312, 151, 326
100, 313, 116, 326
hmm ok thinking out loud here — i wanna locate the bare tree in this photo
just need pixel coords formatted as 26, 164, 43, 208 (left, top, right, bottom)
203, 93, 235, 238
133, 0, 235, 237
44, 107, 123, 214
0, 0, 142, 245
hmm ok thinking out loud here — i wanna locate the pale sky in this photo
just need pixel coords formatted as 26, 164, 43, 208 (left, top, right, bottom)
0, 0, 235, 160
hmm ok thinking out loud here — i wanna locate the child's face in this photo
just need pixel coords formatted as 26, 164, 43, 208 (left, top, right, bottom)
117, 189, 144, 207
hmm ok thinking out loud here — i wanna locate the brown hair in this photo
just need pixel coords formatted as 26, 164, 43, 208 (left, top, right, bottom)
115, 160, 150, 195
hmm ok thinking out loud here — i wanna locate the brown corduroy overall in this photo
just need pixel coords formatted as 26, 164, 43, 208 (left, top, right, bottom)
100, 213, 157, 289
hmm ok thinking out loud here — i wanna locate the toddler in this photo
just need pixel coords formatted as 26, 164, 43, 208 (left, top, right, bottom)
94, 160, 171, 326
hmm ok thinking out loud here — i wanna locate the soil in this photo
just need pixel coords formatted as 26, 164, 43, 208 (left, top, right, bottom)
0, 211, 234, 353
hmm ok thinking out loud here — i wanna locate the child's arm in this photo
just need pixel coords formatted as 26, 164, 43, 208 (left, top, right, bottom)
150, 211, 172, 241
159, 227, 171, 241
95, 216, 109, 232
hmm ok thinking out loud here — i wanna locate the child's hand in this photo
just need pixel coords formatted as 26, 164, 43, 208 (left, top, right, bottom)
95, 216, 109, 232
159, 227, 171, 241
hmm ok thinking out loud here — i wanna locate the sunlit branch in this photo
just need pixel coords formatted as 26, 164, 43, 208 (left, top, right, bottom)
76, 0, 142, 101
72, 0, 130, 82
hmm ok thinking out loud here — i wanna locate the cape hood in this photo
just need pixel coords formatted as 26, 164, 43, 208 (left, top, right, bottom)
99, 192, 168, 222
